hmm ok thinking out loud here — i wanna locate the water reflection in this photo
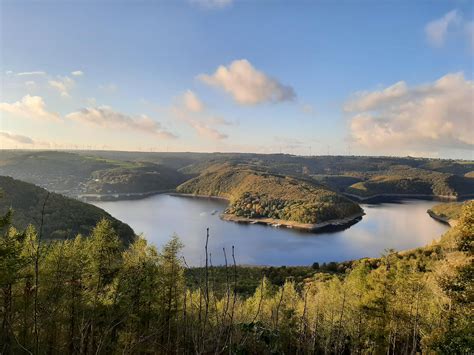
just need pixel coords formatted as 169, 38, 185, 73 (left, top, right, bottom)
93, 195, 449, 266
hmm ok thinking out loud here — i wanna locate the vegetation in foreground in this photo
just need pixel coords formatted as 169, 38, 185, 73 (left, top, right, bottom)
1, 198, 472, 354
177, 164, 362, 224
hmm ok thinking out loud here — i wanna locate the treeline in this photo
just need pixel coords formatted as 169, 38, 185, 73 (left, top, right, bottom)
2, 150, 473, 202
84, 164, 188, 195
345, 166, 474, 198
0, 202, 472, 354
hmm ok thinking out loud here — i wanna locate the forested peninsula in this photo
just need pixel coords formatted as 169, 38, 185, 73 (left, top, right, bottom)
177, 164, 363, 230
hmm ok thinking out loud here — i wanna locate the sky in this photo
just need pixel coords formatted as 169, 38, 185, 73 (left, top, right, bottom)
0, 0, 473, 159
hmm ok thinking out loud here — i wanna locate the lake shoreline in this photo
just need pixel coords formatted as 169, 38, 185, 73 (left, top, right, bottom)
79, 189, 175, 201
80, 189, 474, 204
342, 192, 474, 203
221, 211, 366, 232
168, 192, 230, 201
426, 209, 458, 227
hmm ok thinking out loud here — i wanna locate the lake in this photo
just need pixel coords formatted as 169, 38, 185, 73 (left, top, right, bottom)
93, 195, 449, 266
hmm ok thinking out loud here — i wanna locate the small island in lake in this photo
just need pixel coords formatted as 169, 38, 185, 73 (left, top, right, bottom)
177, 164, 364, 231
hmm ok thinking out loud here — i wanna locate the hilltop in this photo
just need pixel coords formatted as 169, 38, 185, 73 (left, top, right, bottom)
0, 175, 135, 243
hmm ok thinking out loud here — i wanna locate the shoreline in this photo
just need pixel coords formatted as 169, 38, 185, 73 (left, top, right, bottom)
221, 211, 366, 232
78, 189, 174, 201
426, 209, 458, 227
80, 190, 474, 204
168, 192, 230, 201
342, 192, 473, 203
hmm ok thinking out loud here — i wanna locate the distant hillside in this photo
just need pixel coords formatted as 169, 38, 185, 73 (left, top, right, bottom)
178, 155, 474, 200
84, 164, 188, 195
177, 164, 362, 225
0, 176, 135, 243
345, 166, 474, 199
0, 150, 192, 198
0, 151, 116, 194
1, 150, 472, 201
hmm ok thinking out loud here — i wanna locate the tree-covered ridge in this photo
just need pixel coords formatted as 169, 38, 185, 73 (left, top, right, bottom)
0, 151, 192, 198
177, 164, 362, 224
345, 166, 474, 198
0, 199, 472, 353
84, 163, 188, 195
0, 176, 135, 243
1, 150, 473, 201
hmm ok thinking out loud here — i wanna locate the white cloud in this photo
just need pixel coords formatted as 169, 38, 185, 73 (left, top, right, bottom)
198, 59, 296, 105
0, 131, 55, 149
190, 0, 232, 9
189, 120, 228, 140
0, 131, 35, 145
0, 95, 60, 121
425, 10, 460, 47
172, 91, 229, 140
49, 76, 75, 97
66, 106, 176, 139
425, 9, 473, 51
71, 70, 84, 76
182, 90, 205, 112
16, 71, 47, 76
344, 81, 408, 112
346, 72, 474, 154
206, 115, 233, 126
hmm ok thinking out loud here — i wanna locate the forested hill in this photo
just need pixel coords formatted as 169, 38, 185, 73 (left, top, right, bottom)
0, 150, 188, 198
84, 164, 188, 196
177, 164, 362, 225
0, 176, 135, 243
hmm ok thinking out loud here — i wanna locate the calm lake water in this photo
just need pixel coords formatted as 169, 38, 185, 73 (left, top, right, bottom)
93, 195, 449, 266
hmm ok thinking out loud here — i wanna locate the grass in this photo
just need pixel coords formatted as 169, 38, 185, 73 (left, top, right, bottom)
428, 201, 468, 221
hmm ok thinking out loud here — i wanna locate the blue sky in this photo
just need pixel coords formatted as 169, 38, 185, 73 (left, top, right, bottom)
1, 0, 473, 158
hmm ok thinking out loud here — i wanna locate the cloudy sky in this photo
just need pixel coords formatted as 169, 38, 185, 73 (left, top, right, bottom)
0, 0, 473, 158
